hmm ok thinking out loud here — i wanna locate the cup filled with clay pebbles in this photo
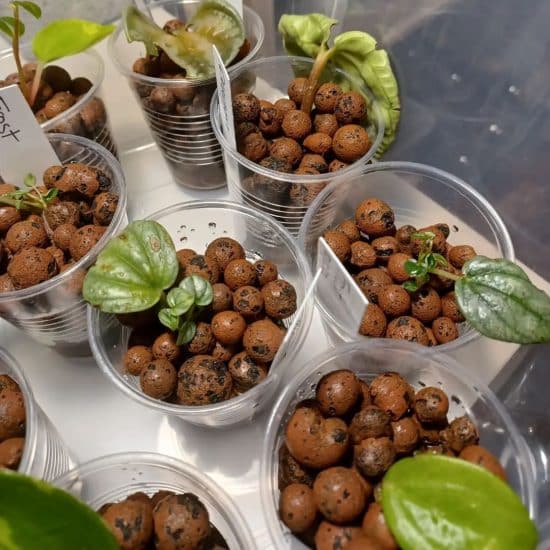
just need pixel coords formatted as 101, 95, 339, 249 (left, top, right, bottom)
298, 161, 550, 349
260, 340, 539, 550
50, 452, 256, 549
0, 134, 127, 356
84, 200, 313, 427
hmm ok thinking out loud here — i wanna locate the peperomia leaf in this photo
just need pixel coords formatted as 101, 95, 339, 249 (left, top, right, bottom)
166, 287, 195, 315
12, 1, 41, 19
178, 319, 197, 345
455, 256, 550, 344
0, 470, 118, 549
180, 274, 213, 307
0, 16, 24, 37
278, 13, 336, 58
382, 455, 537, 550
83, 220, 179, 313
158, 309, 180, 332
32, 19, 115, 64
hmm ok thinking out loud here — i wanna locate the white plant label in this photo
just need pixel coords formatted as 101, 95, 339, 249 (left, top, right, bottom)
0, 84, 60, 184
212, 45, 237, 150
317, 237, 368, 332
228, 0, 243, 17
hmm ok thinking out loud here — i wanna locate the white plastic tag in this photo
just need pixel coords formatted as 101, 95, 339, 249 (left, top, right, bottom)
212, 45, 237, 150
317, 237, 368, 332
0, 84, 60, 183
228, 0, 243, 17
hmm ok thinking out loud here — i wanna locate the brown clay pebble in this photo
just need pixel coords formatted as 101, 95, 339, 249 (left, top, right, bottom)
313, 113, 339, 137
303, 133, 333, 155
228, 351, 268, 391
0, 375, 19, 392
187, 322, 215, 354
211, 311, 247, 345
274, 98, 297, 114
350, 241, 377, 269
238, 132, 268, 162
44, 200, 80, 230
285, 406, 349, 469
223, 259, 256, 290
316, 369, 361, 417
441, 291, 466, 323
354, 437, 396, 478
387, 252, 412, 283
205, 237, 245, 272
176, 248, 197, 272
243, 319, 284, 362
328, 159, 349, 172
449, 244, 477, 269
332, 125, 371, 163
101, 498, 153, 550
313, 467, 367, 523
0, 384, 25, 440
140, 359, 177, 400
92, 192, 119, 226
282, 110, 312, 141
152, 332, 181, 363
261, 279, 297, 320
349, 406, 391, 443
233, 285, 264, 318
412, 416, 444, 446
0, 437, 24, 470
336, 219, 360, 243
211, 341, 237, 363
124, 345, 154, 376
410, 287, 442, 323
50, 163, 101, 198
369, 372, 414, 421
0, 206, 21, 233
412, 225, 447, 255
280, 483, 318, 534
425, 328, 438, 347
52, 223, 77, 252
185, 254, 220, 284
177, 355, 232, 405
371, 236, 400, 264
334, 92, 367, 124
378, 285, 411, 317
259, 100, 283, 135
355, 198, 395, 238
5, 220, 48, 254
386, 316, 430, 346
211, 283, 233, 313
232, 93, 260, 123
432, 316, 459, 344
8, 247, 58, 289
43, 91, 76, 119
278, 444, 315, 490
153, 493, 211, 549
459, 445, 507, 481
359, 304, 387, 337
392, 417, 420, 454
355, 268, 393, 304
255, 259, 278, 286
395, 225, 417, 254
323, 230, 351, 263
150, 490, 174, 508
269, 137, 303, 166
300, 153, 328, 173
68, 225, 106, 261
0, 274, 14, 293
440, 415, 479, 454
414, 387, 449, 424
315, 522, 363, 550
288, 77, 307, 105
314, 82, 343, 113
362, 502, 398, 550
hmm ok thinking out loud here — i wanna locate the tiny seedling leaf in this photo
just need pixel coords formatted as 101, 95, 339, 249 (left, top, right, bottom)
166, 287, 195, 315
12, 1, 42, 19
0, 16, 24, 37
179, 275, 213, 307
158, 308, 180, 332
177, 319, 197, 345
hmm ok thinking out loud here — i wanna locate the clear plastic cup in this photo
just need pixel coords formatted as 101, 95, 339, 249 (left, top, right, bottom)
0, 50, 117, 157
297, 161, 515, 352
260, 339, 538, 549
211, 55, 385, 234
88, 200, 313, 427
0, 347, 74, 480
108, 0, 265, 190
53, 452, 255, 549
0, 134, 127, 356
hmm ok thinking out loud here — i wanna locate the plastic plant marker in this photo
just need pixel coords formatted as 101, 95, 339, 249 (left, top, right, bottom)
213, 45, 237, 150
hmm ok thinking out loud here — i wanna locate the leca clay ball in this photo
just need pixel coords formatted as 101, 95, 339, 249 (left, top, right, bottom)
0, 386, 25, 440
287, 77, 308, 105
441, 291, 465, 323
0, 274, 14, 293
185, 254, 220, 284
177, 355, 232, 405
8, 247, 58, 289
440, 415, 479, 454
329, 159, 349, 172
412, 225, 447, 255
0, 437, 24, 470
69, 225, 106, 261
212, 283, 233, 313
303, 132, 332, 155
432, 316, 459, 344
412, 416, 444, 446
354, 436, 396, 478
92, 192, 118, 226
259, 100, 283, 135
261, 279, 297, 320
314, 82, 343, 113
140, 358, 177, 400
5, 219, 48, 254
300, 153, 328, 173
52, 223, 77, 252
332, 124, 371, 163
238, 131, 268, 162
369, 372, 414, 421
313, 113, 339, 137
233, 285, 264, 318
371, 236, 399, 263
414, 387, 449, 424
205, 237, 245, 272
255, 259, 278, 286
187, 322, 215, 354
323, 230, 351, 263
211, 311, 247, 345
282, 109, 313, 141
316, 369, 361, 417
313, 467, 367, 524
392, 417, 420, 454
278, 444, 315, 490
124, 345, 153, 376
0, 376, 19, 393
274, 97, 297, 114
334, 92, 367, 124
355, 268, 392, 304
0, 206, 21, 233
152, 332, 181, 363
448, 244, 477, 269
359, 304, 387, 338
315, 522, 363, 550
336, 219, 360, 243
232, 93, 260, 123
53, 163, 102, 199
44, 200, 80, 230
153, 493, 211, 550
101, 499, 153, 550
228, 351, 268, 391
387, 252, 412, 283
349, 405, 391, 443
269, 137, 303, 166
395, 225, 417, 254
46, 245, 64, 270
280, 483, 318, 534
350, 241, 377, 269
243, 319, 284, 362
355, 198, 395, 238
223, 258, 256, 290
378, 284, 411, 317
211, 340, 237, 363
459, 445, 507, 481
362, 502, 398, 550
410, 287, 442, 323
259, 155, 293, 174
386, 316, 430, 346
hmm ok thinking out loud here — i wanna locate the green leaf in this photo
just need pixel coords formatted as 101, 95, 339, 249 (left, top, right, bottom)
403, 280, 420, 292
177, 320, 197, 345
83, 220, 179, 314
411, 231, 435, 241
404, 259, 426, 277
12, 1, 41, 19
23, 173, 35, 188
0, 470, 118, 550
455, 256, 550, 344
0, 16, 24, 37
382, 455, 537, 550
180, 275, 213, 307
32, 19, 115, 63
432, 253, 448, 267
278, 13, 337, 58
166, 287, 194, 315
158, 308, 180, 332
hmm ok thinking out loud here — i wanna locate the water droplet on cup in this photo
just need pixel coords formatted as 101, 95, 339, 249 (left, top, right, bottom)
508, 85, 520, 95
489, 124, 503, 135
450, 73, 461, 82
459, 155, 469, 164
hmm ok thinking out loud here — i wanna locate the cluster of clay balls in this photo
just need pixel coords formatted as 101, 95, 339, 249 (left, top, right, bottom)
123, 236, 298, 406
99, 489, 228, 550
0, 374, 25, 471
323, 197, 478, 346
278, 369, 507, 549
0, 164, 118, 292
1, 63, 108, 139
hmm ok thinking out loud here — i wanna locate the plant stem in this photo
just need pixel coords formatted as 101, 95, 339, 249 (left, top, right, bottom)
29, 62, 44, 109
11, 5, 30, 102
300, 45, 332, 114
0, 195, 43, 213
431, 267, 460, 282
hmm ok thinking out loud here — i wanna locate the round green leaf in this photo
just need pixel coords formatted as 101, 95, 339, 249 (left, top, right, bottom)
12, 2, 42, 19
382, 455, 537, 550
456, 256, 550, 343
0, 470, 118, 550
83, 220, 179, 314
177, 320, 197, 345
179, 275, 214, 307
158, 308, 180, 332
166, 287, 195, 315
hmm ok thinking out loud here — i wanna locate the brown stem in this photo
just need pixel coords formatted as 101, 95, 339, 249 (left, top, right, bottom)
431, 267, 460, 282
300, 46, 332, 114
29, 62, 44, 109
11, 5, 30, 102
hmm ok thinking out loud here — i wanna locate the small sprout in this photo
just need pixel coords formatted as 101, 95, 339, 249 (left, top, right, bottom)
0, 172, 58, 213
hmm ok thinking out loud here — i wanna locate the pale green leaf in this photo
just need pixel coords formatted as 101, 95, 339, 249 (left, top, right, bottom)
278, 13, 337, 58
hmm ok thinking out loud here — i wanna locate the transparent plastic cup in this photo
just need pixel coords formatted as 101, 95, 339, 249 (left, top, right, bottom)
53, 452, 255, 549
108, 0, 264, 190
0, 50, 117, 157
260, 340, 538, 549
0, 347, 74, 480
297, 161, 515, 353
88, 200, 313, 427
211, 55, 385, 234
0, 134, 127, 356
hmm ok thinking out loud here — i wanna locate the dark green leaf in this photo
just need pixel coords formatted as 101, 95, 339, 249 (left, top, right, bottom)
426, 254, 436, 270
403, 280, 420, 292
12, 1, 41, 19
0, 16, 23, 37
455, 256, 550, 343
432, 253, 448, 267
382, 455, 537, 550
166, 287, 194, 315
177, 320, 196, 345
404, 259, 425, 277
32, 19, 115, 63
158, 308, 180, 332
83, 220, 179, 313
180, 275, 213, 307
0, 470, 118, 549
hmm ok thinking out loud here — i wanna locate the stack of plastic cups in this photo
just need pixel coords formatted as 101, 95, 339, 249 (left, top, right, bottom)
109, 0, 264, 190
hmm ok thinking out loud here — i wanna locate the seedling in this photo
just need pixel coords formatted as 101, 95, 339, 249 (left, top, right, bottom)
0, 173, 58, 213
